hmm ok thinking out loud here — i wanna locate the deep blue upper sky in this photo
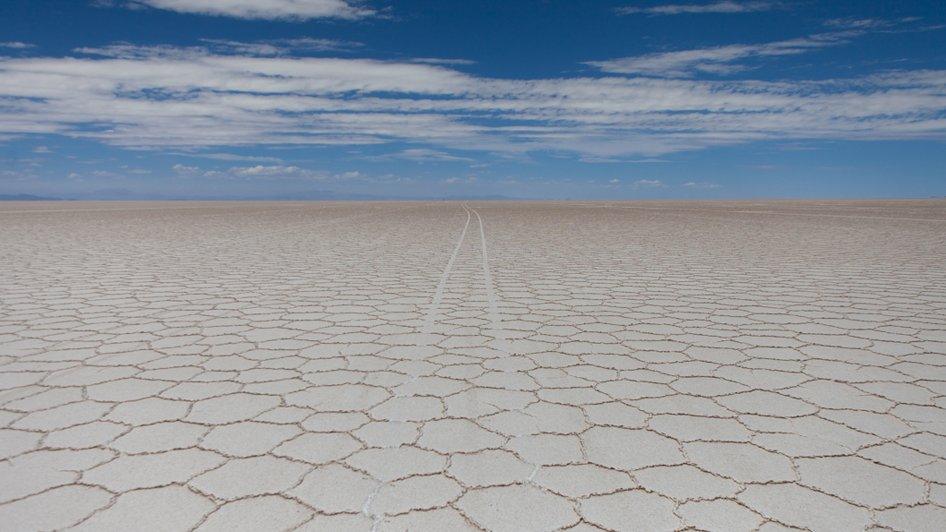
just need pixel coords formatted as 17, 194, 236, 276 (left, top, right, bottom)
1, 0, 944, 199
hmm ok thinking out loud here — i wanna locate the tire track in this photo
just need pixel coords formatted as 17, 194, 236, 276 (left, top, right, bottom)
472, 207, 508, 352
421, 204, 472, 333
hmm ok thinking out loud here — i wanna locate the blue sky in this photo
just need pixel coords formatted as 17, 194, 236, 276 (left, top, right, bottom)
1, 0, 945, 199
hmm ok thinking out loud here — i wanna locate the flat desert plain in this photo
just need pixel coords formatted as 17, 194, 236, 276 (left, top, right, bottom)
1, 200, 946, 531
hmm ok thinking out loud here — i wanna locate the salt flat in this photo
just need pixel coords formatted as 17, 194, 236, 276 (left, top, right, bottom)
1, 200, 946, 531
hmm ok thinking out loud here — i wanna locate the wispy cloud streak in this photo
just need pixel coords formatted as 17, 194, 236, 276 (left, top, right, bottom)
125, 0, 373, 20
0, 41, 34, 49
588, 32, 853, 77
0, 46, 944, 158
618, 1, 778, 16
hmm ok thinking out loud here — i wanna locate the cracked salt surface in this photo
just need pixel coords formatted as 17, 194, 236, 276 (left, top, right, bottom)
1, 200, 946, 531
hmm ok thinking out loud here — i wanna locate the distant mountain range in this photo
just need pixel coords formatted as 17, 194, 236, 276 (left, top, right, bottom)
0, 194, 63, 201
0, 190, 518, 201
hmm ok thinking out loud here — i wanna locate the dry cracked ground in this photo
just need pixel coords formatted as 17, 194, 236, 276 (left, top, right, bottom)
1, 200, 946, 532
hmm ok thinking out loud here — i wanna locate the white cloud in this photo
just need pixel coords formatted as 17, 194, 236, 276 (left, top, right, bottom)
0, 45, 944, 159
618, 1, 777, 15
0, 42, 34, 49
595, 16, 928, 78
336, 170, 363, 179
172, 163, 200, 174
172, 152, 283, 163
230, 164, 303, 177
76, 37, 360, 60
410, 58, 477, 66
823, 17, 921, 30
231, 166, 362, 181
171, 163, 365, 181
200, 38, 361, 56
444, 175, 477, 184
128, 0, 373, 20
122, 166, 152, 174
581, 156, 668, 163
589, 32, 852, 77
380, 148, 474, 162
632, 179, 665, 188
682, 181, 721, 188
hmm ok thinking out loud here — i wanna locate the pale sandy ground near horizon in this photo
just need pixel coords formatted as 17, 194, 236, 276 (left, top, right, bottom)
1, 200, 945, 531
